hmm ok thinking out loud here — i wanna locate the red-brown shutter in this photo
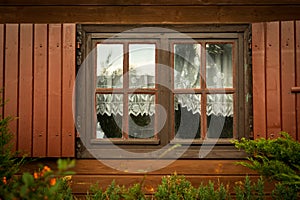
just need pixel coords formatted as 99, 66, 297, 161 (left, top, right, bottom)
0, 24, 76, 157
252, 20, 300, 141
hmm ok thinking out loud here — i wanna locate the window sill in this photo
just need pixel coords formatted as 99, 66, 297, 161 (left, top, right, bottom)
170, 138, 234, 145
77, 138, 246, 159
90, 138, 160, 145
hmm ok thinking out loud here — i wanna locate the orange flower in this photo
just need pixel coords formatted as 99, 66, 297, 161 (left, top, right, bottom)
144, 185, 154, 193
49, 178, 56, 186
33, 172, 39, 179
2, 177, 7, 184
43, 166, 51, 172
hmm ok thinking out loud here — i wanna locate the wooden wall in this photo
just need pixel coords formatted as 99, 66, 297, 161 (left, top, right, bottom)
0, 24, 76, 157
1, 20, 300, 195
21, 159, 274, 197
252, 21, 300, 140
1, 1, 300, 24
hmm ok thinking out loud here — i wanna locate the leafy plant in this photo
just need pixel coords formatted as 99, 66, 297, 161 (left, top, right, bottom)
233, 132, 300, 198
196, 181, 229, 200
87, 180, 146, 200
1, 159, 75, 200
271, 182, 298, 200
0, 95, 75, 200
234, 176, 265, 200
155, 173, 196, 200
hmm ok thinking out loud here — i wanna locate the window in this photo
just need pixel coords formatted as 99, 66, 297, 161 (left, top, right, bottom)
76, 25, 251, 158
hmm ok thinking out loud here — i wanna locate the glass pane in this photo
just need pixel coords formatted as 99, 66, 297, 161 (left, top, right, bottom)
128, 94, 155, 138
97, 44, 123, 88
96, 94, 123, 138
174, 44, 201, 89
129, 44, 155, 88
174, 94, 201, 139
206, 94, 233, 138
206, 43, 233, 88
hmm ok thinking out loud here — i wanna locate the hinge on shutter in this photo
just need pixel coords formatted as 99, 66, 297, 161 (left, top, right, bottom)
247, 25, 253, 139
248, 25, 252, 65
76, 24, 83, 71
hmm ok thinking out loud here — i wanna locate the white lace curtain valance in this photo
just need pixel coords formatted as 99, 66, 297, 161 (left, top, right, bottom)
96, 93, 233, 117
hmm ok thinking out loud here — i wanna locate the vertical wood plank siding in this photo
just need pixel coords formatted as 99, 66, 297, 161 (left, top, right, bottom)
19, 24, 33, 155
296, 21, 300, 141
4, 24, 19, 151
62, 24, 76, 157
253, 20, 300, 140
0, 24, 76, 157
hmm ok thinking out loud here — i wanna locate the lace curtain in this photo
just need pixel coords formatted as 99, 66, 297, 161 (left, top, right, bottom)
96, 43, 233, 117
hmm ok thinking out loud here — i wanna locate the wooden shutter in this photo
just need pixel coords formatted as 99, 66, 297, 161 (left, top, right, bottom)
252, 20, 300, 141
0, 24, 76, 157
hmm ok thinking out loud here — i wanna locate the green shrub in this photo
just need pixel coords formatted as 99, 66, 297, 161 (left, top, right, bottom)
233, 132, 300, 198
234, 176, 265, 200
196, 181, 229, 200
87, 180, 146, 200
155, 173, 196, 200
1, 159, 75, 200
271, 182, 298, 200
0, 97, 75, 200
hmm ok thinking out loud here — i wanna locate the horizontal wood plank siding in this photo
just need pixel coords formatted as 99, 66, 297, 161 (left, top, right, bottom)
252, 20, 300, 140
1, 6, 300, 24
0, 24, 76, 157
19, 159, 275, 195
2, 0, 300, 6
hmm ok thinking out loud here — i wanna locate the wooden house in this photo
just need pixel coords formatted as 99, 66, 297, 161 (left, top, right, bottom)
1, 0, 300, 196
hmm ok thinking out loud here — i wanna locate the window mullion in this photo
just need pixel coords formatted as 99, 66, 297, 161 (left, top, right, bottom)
201, 42, 207, 140
123, 43, 129, 139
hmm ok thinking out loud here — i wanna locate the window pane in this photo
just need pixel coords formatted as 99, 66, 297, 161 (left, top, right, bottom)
206, 94, 233, 138
128, 94, 155, 138
129, 44, 155, 88
174, 94, 201, 139
174, 44, 201, 89
96, 94, 123, 138
206, 44, 233, 88
97, 44, 123, 88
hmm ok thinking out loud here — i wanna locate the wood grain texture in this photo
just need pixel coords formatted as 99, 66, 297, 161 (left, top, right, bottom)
33, 24, 48, 157
19, 159, 275, 195
4, 24, 19, 151
1, 0, 300, 6
1, 6, 300, 23
252, 23, 267, 139
296, 21, 300, 141
47, 24, 62, 157
0, 24, 4, 118
280, 21, 296, 139
62, 24, 75, 157
265, 22, 281, 139
18, 24, 33, 155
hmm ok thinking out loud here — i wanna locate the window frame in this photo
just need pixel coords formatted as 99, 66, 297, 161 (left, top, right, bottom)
75, 24, 252, 159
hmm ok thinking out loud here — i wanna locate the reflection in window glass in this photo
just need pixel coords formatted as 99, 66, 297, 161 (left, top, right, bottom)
174, 94, 201, 139
206, 44, 233, 88
206, 94, 233, 138
174, 44, 201, 89
97, 44, 123, 88
129, 44, 155, 88
128, 94, 155, 138
96, 94, 123, 138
